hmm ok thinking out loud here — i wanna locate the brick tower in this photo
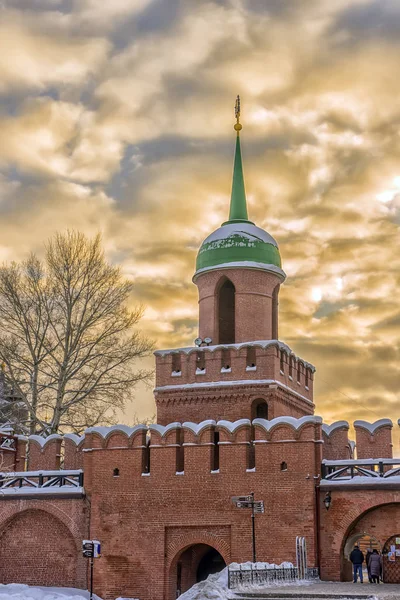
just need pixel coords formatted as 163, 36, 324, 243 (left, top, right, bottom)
155, 97, 315, 424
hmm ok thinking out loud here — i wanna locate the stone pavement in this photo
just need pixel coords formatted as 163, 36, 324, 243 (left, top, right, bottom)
234, 581, 400, 599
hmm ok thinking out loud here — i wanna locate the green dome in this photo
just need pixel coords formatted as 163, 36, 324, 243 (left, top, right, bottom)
193, 126, 285, 280
195, 222, 284, 278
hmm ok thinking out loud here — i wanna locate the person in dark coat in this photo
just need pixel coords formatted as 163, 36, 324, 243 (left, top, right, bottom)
366, 549, 373, 583
350, 545, 364, 583
368, 549, 382, 584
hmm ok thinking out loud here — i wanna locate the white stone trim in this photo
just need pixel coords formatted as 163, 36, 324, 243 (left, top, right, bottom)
193, 261, 286, 282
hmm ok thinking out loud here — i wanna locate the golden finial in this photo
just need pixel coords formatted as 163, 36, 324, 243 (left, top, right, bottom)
234, 94, 242, 135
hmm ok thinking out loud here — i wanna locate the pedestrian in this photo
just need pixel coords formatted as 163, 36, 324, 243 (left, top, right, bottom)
366, 549, 373, 583
368, 549, 382, 584
350, 544, 364, 583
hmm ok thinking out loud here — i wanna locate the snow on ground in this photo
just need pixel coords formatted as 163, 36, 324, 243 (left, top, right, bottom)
0, 584, 102, 600
178, 562, 315, 600
178, 568, 231, 600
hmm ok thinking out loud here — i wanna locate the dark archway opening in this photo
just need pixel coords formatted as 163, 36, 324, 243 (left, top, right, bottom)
251, 398, 269, 421
196, 548, 225, 582
172, 544, 226, 599
218, 279, 235, 344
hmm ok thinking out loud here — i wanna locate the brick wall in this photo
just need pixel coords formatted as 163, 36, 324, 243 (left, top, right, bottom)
319, 488, 400, 582
194, 268, 282, 343
354, 420, 393, 459
0, 417, 397, 600
0, 499, 88, 589
322, 421, 350, 460
28, 435, 62, 470
82, 417, 322, 600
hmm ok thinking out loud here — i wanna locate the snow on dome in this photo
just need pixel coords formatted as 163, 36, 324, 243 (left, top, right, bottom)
203, 222, 278, 247
194, 222, 285, 280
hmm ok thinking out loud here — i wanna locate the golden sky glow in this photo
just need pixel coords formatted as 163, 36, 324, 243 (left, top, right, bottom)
1, 0, 400, 443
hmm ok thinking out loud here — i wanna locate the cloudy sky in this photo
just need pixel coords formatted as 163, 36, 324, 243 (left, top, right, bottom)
1, 0, 400, 439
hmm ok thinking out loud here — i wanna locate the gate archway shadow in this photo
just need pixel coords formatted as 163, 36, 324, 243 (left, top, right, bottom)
169, 543, 226, 599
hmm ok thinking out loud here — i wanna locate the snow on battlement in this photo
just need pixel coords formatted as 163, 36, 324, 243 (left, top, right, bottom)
354, 419, 393, 459
0, 417, 396, 479
154, 341, 315, 420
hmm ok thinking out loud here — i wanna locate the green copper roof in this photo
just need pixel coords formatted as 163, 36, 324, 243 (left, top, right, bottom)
194, 129, 285, 280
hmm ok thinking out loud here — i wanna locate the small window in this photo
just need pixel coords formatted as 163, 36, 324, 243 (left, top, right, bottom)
196, 351, 205, 371
221, 348, 230, 370
212, 432, 219, 471
280, 352, 284, 373
176, 429, 184, 473
256, 403, 268, 419
280, 462, 287, 472
246, 347, 256, 368
305, 368, 309, 388
289, 357, 293, 378
113, 468, 120, 477
218, 279, 235, 344
142, 438, 150, 474
252, 399, 268, 421
172, 353, 181, 373
297, 363, 301, 384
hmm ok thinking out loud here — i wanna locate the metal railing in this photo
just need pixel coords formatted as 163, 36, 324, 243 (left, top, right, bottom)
0, 469, 84, 490
321, 458, 400, 480
227, 565, 319, 589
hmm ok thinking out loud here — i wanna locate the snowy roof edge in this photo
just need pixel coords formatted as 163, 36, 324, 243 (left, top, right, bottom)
322, 420, 350, 436
154, 340, 316, 371
353, 419, 393, 434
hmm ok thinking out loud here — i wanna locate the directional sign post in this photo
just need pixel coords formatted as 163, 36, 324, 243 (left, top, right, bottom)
82, 540, 101, 600
231, 493, 264, 563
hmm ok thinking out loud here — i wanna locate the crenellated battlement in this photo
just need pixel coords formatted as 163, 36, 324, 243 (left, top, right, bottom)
155, 340, 315, 390
154, 341, 316, 425
2, 417, 396, 484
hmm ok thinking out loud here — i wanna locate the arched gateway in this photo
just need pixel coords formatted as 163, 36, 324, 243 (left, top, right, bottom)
168, 543, 227, 600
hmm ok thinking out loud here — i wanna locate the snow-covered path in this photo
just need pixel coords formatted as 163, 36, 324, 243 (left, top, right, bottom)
0, 585, 101, 600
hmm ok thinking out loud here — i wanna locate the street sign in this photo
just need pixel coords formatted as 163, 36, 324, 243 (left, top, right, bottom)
82, 540, 101, 600
253, 501, 264, 514
231, 495, 252, 504
82, 540, 101, 558
82, 540, 94, 558
236, 501, 253, 509
231, 493, 264, 563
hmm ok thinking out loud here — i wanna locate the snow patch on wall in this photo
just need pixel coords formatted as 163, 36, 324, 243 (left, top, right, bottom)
85, 424, 148, 439
217, 419, 251, 433
64, 434, 84, 446
149, 422, 182, 437
322, 421, 349, 436
354, 419, 393, 434
182, 420, 216, 435
28, 434, 62, 448
253, 415, 322, 433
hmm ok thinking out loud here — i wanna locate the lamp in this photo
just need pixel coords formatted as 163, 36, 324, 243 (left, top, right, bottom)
324, 491, 332, 510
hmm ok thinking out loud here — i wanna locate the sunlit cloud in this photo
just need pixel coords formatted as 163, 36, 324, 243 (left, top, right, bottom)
0, 0, 399, 425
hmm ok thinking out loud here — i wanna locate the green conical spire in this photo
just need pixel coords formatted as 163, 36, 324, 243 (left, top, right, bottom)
228, 134, 248, 222
223, 95, 253, 225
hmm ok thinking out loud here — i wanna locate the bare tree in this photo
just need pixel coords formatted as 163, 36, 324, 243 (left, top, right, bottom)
0, 231, 154, 435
